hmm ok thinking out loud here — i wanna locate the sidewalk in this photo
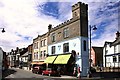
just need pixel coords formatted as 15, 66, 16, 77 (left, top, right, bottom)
60, 75, 101, 79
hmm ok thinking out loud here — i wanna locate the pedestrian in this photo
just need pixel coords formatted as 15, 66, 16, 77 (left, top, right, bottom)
77, 67, 81, 79
57, 66, 61, 76
73, 67, 77, 76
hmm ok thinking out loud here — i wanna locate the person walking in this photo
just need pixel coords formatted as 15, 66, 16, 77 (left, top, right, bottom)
73, 67, 77, 76
77, 67, 81, 79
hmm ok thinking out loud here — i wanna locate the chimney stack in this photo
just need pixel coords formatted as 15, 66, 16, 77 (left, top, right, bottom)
48, 24, 52, 32
116, 31, 120, 39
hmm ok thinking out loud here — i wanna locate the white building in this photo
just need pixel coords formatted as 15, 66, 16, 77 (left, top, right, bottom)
46, 2, 89, 76
103, 31, 120, 67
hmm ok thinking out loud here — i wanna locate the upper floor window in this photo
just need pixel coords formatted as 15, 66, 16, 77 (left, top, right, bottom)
36, 42, 38, 49
63, 43, 69, 53
34, 42, 38, 49
118, 55, 120, 62
63, 28, 69, 38
83, 40, 86, 51
51, 46, 56, 54
114, 45, 117, 53
113, 56, 117, 62
41, 41, 43, 47
44, 39, 46, 46
51, 33, 55, 42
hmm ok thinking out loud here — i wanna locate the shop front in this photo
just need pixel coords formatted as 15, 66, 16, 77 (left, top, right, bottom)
31, 61, 46, 74
53, 53, 76, 76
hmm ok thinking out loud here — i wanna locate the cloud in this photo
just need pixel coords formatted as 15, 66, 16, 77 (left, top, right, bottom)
0, 0, 119, 52
0, 0, 62, 52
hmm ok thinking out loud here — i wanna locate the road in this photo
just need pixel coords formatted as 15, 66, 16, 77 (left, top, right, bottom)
2, 68, 120, 80
2, 68, 78, 80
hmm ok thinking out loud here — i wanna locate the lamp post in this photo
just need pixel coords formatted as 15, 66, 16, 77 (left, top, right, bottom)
0, 28, 5, 33
89, 25, 97, 77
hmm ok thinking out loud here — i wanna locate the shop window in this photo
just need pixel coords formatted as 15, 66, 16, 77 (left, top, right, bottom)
113, 56, 117, 62
83, 40, 86, 51
63, 28, 69, 38
51, 46, 56, 54
63, 43, 69, 53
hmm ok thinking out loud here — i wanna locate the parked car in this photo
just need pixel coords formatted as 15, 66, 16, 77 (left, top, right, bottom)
42, 68, 60, 76
32, 66, 39, 74
32, 66, 45, 74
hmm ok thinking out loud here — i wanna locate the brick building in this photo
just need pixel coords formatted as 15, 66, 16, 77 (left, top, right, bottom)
45, 2, 89, 76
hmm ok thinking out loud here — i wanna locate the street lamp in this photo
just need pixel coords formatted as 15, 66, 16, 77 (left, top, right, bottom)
89, 25, 97, 77
0, 28, 5, 33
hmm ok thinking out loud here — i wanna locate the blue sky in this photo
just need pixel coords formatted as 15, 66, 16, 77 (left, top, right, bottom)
0, 0, 119, 52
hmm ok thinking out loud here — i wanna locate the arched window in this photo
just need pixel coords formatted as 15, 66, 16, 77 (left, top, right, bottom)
83, 40, 86, 51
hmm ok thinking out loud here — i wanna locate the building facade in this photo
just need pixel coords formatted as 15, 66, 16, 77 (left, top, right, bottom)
91, 47, 103, 67
103, 31, 120, 67
32, 33, 48, 66
28, 44, 33, 70
47, 2, 89, 76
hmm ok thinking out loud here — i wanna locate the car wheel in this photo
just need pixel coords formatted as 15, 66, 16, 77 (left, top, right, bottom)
49, 74, 51, 76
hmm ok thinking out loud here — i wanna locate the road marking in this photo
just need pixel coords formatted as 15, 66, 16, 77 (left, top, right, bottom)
7, 74, 15, 78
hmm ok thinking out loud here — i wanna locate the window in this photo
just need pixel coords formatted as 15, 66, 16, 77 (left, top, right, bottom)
113, 56, 117, 62
41, 41, 43, 47
63, 28, 69, 38
74, 12, 77, 17
34, 53, 36, 59
118, 55, 120, 62
40, 51, 42, 58
83, 40, 86, 51
51, 46, 56, 54
44, 39, 46, 46
36, 52, 38, 59
63, 43, 69, 53
34, 52, 38, 59
51, 33, 55, 42
34, 42, 38, 49
114, 45, 117, 53
44, 50, 46, 57
36, 42, 38, 49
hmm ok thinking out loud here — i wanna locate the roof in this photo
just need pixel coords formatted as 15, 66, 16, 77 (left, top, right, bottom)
21, 51, 28, 57
103, 41, 112, 47
111, 37, 120, 46
92, 46, 103, 54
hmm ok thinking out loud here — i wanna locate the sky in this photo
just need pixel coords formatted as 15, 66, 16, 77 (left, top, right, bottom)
0, 0, 119, 52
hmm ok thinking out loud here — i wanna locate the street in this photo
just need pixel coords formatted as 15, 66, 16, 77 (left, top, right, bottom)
2, 68, 78, 80
2, 68, 120, 80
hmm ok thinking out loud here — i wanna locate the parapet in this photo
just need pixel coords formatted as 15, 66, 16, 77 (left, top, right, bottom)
50, 17, 79, 32
72, 2, 88, 11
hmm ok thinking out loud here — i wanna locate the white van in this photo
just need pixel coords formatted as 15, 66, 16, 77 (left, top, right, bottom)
0, 47, 3, 79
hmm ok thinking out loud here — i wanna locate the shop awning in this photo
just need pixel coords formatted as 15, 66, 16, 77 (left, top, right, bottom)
54, 54, 71, 64
31, 61, 45, 65
44, 56, 57, 64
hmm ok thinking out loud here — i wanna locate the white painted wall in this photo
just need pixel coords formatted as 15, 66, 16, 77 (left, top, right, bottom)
48, 36, 89, 76
103, 43, 120, 67
48, 37, 81, 55
103, 43, 114, 67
